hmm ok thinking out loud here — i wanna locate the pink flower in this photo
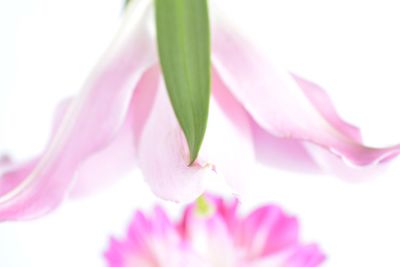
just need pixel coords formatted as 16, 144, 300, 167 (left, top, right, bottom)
1, 0, 399, 220
105, 195, 325, 267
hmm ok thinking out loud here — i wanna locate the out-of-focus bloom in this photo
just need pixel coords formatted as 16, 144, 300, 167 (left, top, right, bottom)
1, 0, 400, 220
105, 195, 325, 267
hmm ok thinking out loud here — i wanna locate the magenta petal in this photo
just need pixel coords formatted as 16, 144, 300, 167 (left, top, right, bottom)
212, 24, 400, 177
285, 244, 326, 267
238, 206, 299, 259
0, 1, 155, 220
105, 194, 324, 267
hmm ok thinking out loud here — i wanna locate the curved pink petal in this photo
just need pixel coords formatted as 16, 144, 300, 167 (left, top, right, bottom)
212, 65, 322, 174
303, 142, 392, 181
201, 68, 256, 195
70, 65, 159, 197
138, 66, 256, 202
0, 68, 157, 199
212, 23, 400, 178
292, 75, 362, 142
137, 72, 214, 203
0, 0, 156, 220
251, 120, 322, 173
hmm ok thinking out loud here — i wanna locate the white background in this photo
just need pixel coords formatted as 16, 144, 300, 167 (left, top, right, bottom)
1, 0, 400, 266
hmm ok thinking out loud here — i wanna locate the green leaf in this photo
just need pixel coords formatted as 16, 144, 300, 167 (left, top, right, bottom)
124, 0, 132, 8
155, 0, 211, 164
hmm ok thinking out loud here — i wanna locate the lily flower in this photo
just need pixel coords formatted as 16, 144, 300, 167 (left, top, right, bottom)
1, 0, 400, 220
105, 194, 325, 267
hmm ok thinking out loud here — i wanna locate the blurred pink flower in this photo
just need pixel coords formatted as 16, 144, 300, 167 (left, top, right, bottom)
105, 195, 325, 267
1, 0, 400, 220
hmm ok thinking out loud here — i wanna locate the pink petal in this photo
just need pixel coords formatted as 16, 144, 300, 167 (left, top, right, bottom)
201, 68, 256, 194
292, 75, 362, 142
180, 197, 238, 267
70, 65, 159, 197
248, 244, 325, 267
138, 66, 256, 201
284, 244, 326, 267
106, 206, 206, 267
137, 71, 214, 203
0, 0, 156, 220
105, 194, 324, 267
179, 194, 239, 237
0, 155, 12, 168
211, 194, 239, 233
238, 205, 299, 259
212, 23, 400, 177
0, 66, 157, 200
251, 120, 321, 173
104, 238, 125, 267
